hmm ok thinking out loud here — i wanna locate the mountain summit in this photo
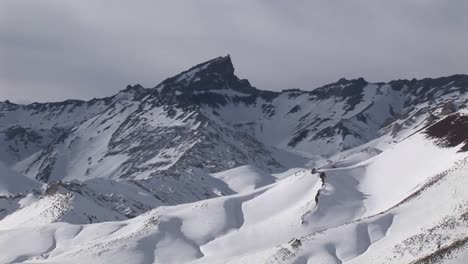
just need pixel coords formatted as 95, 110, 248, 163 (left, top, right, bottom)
155, 55, 256, 95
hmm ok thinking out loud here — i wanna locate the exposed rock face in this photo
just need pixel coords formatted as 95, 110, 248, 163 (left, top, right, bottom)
425, 114, 468, 152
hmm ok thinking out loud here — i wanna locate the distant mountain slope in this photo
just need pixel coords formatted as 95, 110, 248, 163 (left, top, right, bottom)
1, 56, 467, 183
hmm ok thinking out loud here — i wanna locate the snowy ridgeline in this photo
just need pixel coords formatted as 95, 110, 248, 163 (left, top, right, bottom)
0, 56, 467, 263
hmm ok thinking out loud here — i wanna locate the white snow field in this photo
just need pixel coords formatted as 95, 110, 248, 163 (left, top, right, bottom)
0, 124, 467, 264
1, 56, 468, 263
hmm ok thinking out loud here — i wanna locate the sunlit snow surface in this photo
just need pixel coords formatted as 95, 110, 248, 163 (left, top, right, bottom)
0, 128, 467, 264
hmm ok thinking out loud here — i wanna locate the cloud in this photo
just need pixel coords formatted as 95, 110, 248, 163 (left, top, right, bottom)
1, 0, 467, 102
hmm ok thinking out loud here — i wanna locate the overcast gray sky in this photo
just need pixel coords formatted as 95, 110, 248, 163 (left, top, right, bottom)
1, 0, 467, 103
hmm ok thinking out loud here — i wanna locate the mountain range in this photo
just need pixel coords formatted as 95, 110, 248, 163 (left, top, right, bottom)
0, 55, 467, 264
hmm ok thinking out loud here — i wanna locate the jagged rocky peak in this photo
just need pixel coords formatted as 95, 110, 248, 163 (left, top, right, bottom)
417, 74, 468, 88
114, 83, 148, 100
124, 83, 145, 91
309, 77, 369, 112
389, 74, 468, 91
0, 100, 20, 111
155, 55, 257, 95
312, 77, 368, 98
151, 55, 279, 107
336, 77, 368, 86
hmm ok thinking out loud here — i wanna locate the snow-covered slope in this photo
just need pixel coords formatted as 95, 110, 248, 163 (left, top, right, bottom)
0, 161, 41, 195
0, 118, 467, 263
0, 56, 467, 263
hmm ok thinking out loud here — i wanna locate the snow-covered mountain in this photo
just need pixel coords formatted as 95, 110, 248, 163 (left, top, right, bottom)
0, 55, 467, 263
